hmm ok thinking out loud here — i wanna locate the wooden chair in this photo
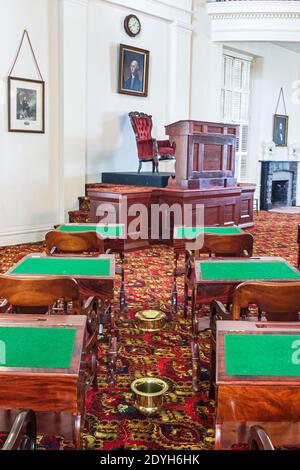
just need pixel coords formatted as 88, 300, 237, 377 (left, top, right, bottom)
129, 111, 175, 173
209, 280, 300, 397
184, 233, 254, 318
2, 410, 37, 451
248, 426, 274, 451
0, 274, 99, 391
45, 231, 104, 255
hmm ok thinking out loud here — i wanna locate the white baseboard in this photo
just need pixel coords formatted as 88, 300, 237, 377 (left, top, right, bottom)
0, 224, 54, 247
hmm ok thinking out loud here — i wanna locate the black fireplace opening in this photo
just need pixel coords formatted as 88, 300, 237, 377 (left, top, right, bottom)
272, 180, 289, 207
260, 161, 297, 211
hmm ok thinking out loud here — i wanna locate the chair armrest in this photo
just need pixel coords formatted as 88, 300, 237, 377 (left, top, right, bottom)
2, 410, 36, 450
248, 426, 274, 451
210, 300, 231, 336
0, 299, 9, 313
81, 297, 98, 338
185, 250, 194, 280
211, 300, 231, 319
157, 139, 170, 147
157, 139, 176, 151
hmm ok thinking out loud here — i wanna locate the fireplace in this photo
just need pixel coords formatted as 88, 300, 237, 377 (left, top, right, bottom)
272, 180, 289, 206
260, 161, 297, 210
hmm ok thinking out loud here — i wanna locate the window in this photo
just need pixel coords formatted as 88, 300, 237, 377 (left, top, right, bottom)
221, 52, 252, 181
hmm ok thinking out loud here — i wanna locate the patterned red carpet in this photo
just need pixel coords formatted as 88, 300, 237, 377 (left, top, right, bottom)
0, 211, 299, 450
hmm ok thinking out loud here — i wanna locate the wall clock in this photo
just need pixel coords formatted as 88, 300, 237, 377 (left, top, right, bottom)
124, 15, 141, 38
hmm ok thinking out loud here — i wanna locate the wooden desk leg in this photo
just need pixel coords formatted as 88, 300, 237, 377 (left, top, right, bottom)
215, 422, 222, 450
108, 335, 118, 385
119, 252, 126, 314
171, 253, 179, 315
92, 343, 98, 391
191, 341, 201, 392
73, 413, 82, 450
191, 287, 198, 336
183, 253, 189, 318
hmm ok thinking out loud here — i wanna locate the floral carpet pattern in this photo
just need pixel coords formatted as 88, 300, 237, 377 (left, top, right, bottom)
0, 211, 299, 450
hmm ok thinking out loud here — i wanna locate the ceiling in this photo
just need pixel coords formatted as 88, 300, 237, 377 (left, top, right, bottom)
273, 42, 300, 54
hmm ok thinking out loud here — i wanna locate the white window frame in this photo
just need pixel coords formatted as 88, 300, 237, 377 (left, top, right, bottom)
221, 50, 253, 181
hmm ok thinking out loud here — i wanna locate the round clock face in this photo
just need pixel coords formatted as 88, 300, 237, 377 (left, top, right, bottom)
125, 15, 141, 37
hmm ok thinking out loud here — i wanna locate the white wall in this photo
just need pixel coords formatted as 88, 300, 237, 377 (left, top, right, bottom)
0, 0, 60, 246
190, 2, 300, 203
86, 0, 193, 181
190, 1, 223, 122
222, 42, 300, 203
2, 0, 300, 247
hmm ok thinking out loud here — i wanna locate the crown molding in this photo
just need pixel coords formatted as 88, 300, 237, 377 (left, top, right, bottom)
209, 12, 300, 20
100, 0, 193, 24
61, 0, 88, 6
207, 1, 300, 42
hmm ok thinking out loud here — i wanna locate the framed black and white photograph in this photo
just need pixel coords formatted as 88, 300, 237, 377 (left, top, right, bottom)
8, 77, 45, 133
273, 114, 288, 147
118, 44, 149, 97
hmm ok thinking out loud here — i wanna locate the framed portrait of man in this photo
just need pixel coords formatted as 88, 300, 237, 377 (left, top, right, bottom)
118, 44, 149, 97
273, 114, 288, 147
8, 76, 45, 133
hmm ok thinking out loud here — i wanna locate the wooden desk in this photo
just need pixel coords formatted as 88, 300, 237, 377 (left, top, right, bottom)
172, 225, 244, 313
190, 257, 300, 391
6, 253, 117, 384
216, 321, 300, 450
0, 315, 86, 449
6, 253, 115, 306
297, 224, 300, 270
56, 223, 126, 312
192, 256, 300, 319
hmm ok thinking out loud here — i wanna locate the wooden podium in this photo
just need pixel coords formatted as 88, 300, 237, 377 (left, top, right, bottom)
165, 120, 239, 189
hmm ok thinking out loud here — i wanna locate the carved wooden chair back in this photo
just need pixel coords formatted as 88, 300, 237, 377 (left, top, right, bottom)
45, 230, 104, 255
195, 233, 254, 258
0, 274, 81, 314
232, 280, 300, 321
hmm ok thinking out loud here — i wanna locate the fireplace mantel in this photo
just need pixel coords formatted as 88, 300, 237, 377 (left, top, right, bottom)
260, 160, 298, 210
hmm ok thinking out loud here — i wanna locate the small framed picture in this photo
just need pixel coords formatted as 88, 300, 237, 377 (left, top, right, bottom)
118, 44, 149, 97
273, 114, 288, 147
8, 76, 45, 133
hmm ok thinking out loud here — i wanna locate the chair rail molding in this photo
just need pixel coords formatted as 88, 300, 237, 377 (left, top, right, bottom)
206, 1, 300, 41
0, 224, 54, 247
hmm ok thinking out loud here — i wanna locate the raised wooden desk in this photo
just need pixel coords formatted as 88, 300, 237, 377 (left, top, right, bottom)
172, 225, 244, 313
6, 253, 115, 307
0, 315, 86, 449
216, 321, 300, 450
190, 257, 300, 391
6, 253, 117, 383
192, 257, 300, 318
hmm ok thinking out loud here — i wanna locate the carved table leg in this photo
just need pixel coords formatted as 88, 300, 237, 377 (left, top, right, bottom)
191, 288, 198, 336
184, 281, 189, 318
215, 422, 222, 450
119, 252, 126, 314
92, 343, 98, 391
171, 252, 179, 315
73, 413, 82, 450
191, 341, 201, 392
108, 335, 118, 385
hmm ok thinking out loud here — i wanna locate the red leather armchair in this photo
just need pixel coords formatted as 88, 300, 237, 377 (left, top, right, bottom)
129, 111, 175, 173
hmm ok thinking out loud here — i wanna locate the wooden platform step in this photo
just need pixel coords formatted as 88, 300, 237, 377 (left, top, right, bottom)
68, 210, 90, 223
78, 196, 90, 212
